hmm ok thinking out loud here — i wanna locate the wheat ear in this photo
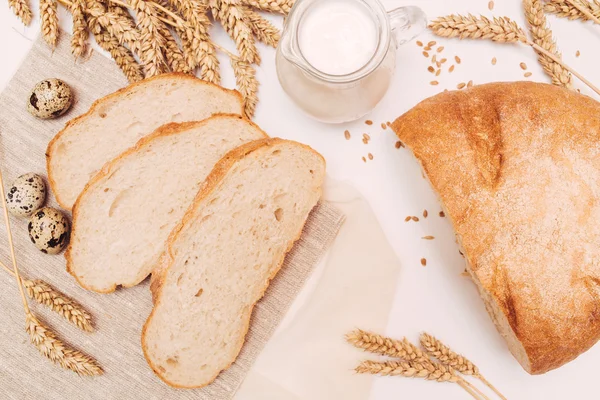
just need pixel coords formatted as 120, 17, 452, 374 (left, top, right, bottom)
345, 329, 430, 363
25, 312, 102, 376
356, 360, 483, 399
244, 7, 280, 47
420, 333, 506, 400
241, 0, 292, 14
71, 0, 89, 59
88, 17, 144, 82
0, 169, 102, 376
211, 0, 261, 65
0, 260, 94, 332
523, 0, 571, 87
231, 55, 259, 118
430, 14, 600, 96
169, 0, 221, 83
85, 0, 141, 53
161, 26, 190, 73
131, 0, 167, 77
40, 0, 59, 48
8, 0, 33, 25
544, 0, 600, 21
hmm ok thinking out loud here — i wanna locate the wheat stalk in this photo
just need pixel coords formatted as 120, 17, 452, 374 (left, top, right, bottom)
131, 0, 167, 77
25, 312, 102, 376
41, 0, 59, 48
356, 360, 483, 399
430, 14, 600, 96
169, 0, 221, 83
420, 333, 506, 400
346, 329, 430, 363
241, 0, 292, 14
71, 0, 89, 59
523, 0, 571, 87
8, 0, 33, 25
231, 54, 259, 118
244, 7, 280, 47
0, 168, 102, 376
211, 0, 261, 64
545, 0, 600, 23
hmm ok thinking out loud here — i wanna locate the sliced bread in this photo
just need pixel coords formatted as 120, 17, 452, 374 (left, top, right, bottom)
46, 73, 243, 210
66, 115, 266, 293
142, 138, 325, 388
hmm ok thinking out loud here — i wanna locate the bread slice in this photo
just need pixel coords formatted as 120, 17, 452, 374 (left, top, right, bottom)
66, 115, 266, 293
46, 73, 243, 210
392, 81, 600, 374
142, 138, 325, 388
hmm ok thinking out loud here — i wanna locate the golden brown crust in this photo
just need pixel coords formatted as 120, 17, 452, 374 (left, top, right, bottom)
141, 138, 325, 388
46, 73, 244, 210
392, 81, 600, 374
66, 114, 268, 294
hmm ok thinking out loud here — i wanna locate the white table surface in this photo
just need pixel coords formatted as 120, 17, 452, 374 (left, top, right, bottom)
2, 1, 600, 399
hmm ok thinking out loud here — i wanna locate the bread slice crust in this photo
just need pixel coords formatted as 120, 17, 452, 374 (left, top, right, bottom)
142, 138, 325, 388
66, 114, 267, 293
46, 73, 244, 210
392, 81, 600, 374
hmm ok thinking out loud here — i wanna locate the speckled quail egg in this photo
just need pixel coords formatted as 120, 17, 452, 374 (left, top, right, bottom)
28, 207, 70, 254
5, 173, 46, 217
27, 79, 73, 119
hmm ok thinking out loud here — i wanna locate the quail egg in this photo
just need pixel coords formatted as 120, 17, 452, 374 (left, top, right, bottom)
27, 78, 73, 119
28, 207, 70, 254
5, 173, 46, 217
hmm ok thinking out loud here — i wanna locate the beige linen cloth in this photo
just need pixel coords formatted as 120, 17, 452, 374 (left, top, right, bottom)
0, 35, 401, 399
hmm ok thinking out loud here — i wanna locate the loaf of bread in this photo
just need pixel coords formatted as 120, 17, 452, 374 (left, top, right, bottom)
66, 115, 266, 293
142, 138, 325, 388
46, 73, 243, 210
392, 81, 600, 374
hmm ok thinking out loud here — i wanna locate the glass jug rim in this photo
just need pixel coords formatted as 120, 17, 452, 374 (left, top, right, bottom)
282, 0, 392, 83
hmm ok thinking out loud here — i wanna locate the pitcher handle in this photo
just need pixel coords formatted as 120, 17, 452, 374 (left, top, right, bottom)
388, 6, 427, 47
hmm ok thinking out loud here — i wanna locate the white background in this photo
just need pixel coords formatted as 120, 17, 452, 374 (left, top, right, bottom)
2, 1, 600, 399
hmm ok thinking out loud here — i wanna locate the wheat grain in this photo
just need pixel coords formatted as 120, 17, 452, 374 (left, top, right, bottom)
91, 20, 145, 82
241, 0, 292, 14
544, 0, 600, 21
169, 0, 221, 83
244, 7, 280, 47
132, 0, 167, 77
70, 0, 88, 59
41, 0, 59, 48
430, 14, 529, 43
8, 0, 33, 25
212, 0, 261, 64
23, 279, 94, 332
345, 329, 431, 363
231, 55, 259, 118
523, 0, 572, 87
26, 312, 102, 376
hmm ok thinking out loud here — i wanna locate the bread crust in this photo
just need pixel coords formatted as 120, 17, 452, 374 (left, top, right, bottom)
141, 138, 325, 388
392, 81, 600, 374
46, 73, 244, 210
66, 114, 268, 294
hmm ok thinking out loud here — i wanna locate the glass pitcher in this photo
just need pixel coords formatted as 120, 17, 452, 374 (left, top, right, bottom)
276, 0, 427, 123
